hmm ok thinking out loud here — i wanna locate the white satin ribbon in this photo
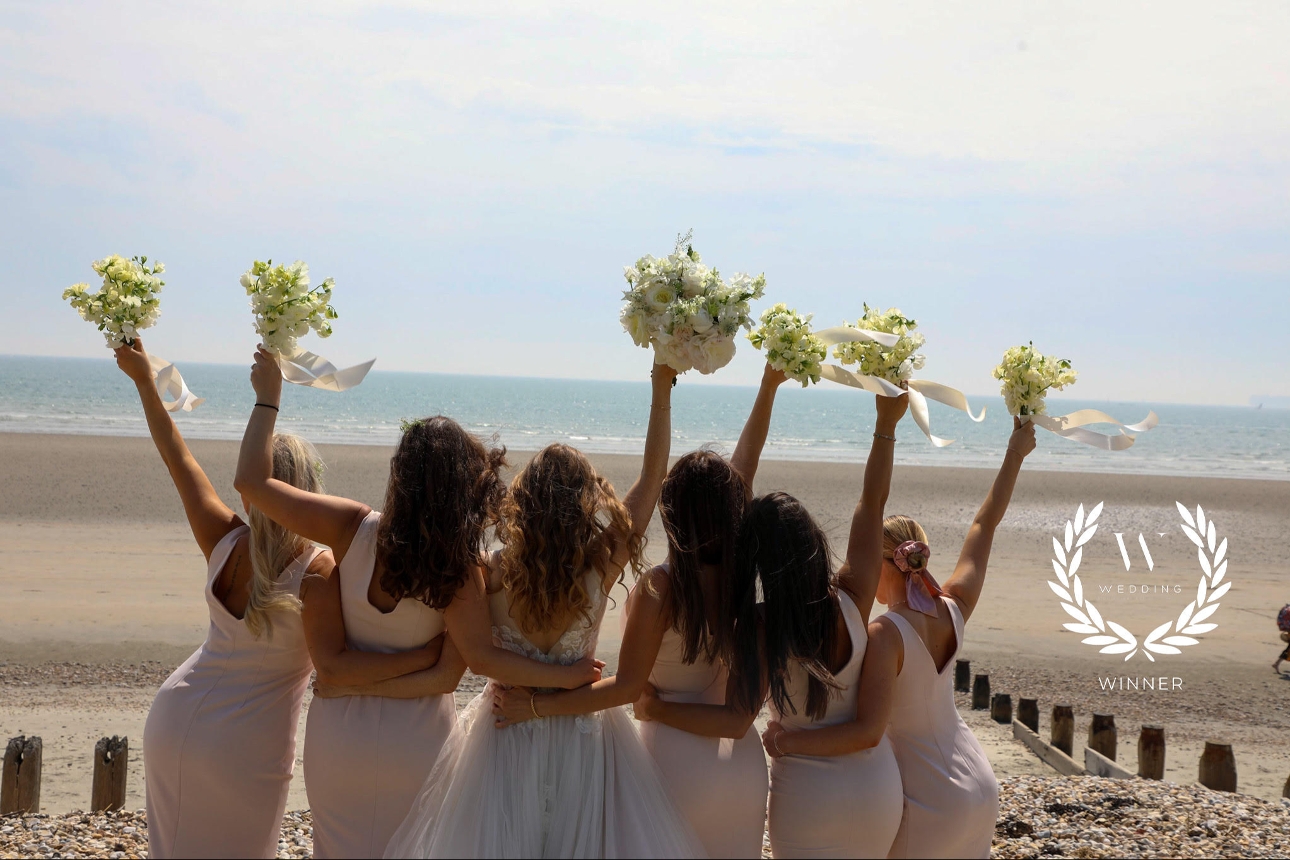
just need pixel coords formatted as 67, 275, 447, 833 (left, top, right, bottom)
276, 348, 375, 391
149, 354, 204, 413
815, 326, 900, 350
1025, 409, 1159, 450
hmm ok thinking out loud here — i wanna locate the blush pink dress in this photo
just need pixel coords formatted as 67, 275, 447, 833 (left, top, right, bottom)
303, 512, 457, 859
636, 588, 769, 858
768, 591, 904, 859
883, 596, 998, 859
144, 525, 317, 859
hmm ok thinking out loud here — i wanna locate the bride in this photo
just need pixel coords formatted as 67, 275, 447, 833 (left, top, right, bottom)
385, 362, 703, 859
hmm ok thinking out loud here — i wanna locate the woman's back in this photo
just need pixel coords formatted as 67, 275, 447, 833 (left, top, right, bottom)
771, 591, 864, 730
338, 511, 445, 652
488, 563, 608, 669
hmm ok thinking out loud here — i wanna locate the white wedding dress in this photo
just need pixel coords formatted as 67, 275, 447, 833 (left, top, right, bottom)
384, 568, 706, 859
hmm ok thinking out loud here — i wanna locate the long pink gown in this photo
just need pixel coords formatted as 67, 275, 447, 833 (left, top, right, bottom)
303, 511, 456, 859
637, 603, 769, 858
768, 590, 904, 859
883, 596, 999, 859
144, 525, 318, 859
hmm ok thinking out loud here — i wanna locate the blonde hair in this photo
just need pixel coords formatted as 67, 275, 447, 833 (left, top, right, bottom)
882, 514, 930, 572
497, 444, 643, 635
245, 434, 325, 638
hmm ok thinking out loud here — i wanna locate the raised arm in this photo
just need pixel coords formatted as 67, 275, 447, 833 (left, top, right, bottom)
115, 339, 241, 560
761, 617, 900, 758
314, 637, 469, 699
300, 560, 445, 687
612, 362, 677, 569
836, 393, 908, 621
943, 418, 1036, 622
233, 348, 370, 563
491, 570, 672, 727
442, 565, 603, 689
729, 364, 788, 498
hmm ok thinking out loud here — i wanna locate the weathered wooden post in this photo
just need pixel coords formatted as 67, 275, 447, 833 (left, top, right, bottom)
91, 736, 128, 812
972, 674, 990, 710
991, 693, 1012, 724
1051, 705, 1075, 756
1138, 725, 1165, 780
1282, 773, 1289, 799
1, 736, 41, 814
1089, 713, 1117, 761
954, 659, 971, 693
1198, 741, 1237, 792
1018, 697, 1040, 733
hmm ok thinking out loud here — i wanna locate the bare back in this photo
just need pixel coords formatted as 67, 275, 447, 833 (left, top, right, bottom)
887, 596, 963, 674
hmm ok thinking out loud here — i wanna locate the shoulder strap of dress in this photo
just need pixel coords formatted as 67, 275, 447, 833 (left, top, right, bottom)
836, 590, 866, 646
942, 595, 966, 652
207, 524, 250, 586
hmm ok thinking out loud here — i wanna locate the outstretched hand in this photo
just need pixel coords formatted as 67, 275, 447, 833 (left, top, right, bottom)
762, 363, 789, 389
1008, 416, 1037, 459
114, 339, 154, 385
651, 361, 678, 388
250, 347, 283, 407
492, 684, 537, 728
875, 390, 909, 429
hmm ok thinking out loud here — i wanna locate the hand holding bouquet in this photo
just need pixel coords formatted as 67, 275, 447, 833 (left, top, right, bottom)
241, 260, 338, 355
63, 255, 165, 348
620, 234, 765, 374
748, 304, 827, 386
992, 342, 1078, 416
832, 304, 925, 385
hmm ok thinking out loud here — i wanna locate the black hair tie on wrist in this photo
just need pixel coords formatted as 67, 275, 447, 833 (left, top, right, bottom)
255, 402, 279, 412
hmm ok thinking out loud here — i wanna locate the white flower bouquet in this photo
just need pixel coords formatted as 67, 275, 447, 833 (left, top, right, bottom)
241, 260, 338, 355
63, 255, 165, 348
992, 342, 1078, 416
620, 234, 766, 374
748, 304, 827, 386
832, 304, 926, 384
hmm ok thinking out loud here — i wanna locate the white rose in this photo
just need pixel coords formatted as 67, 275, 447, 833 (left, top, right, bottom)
680, 264, 706, 297
699, 336, 737, 372
691, 309, 714, 334
645, 283, 674, 312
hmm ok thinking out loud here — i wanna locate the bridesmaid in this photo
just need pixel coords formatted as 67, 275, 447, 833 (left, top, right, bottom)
235, 348, 601, 858
493, 363, 789, 858
637, 392, 911, 859
116, 338, 326, 859
871, 416, 1036, 859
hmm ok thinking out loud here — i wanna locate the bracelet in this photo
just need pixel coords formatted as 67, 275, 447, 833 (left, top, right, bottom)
650, 404, 672, 410
771, 730, 784, 756
529, 691, 542, 719
873, 431, 896, 442
255, 402, 279, 412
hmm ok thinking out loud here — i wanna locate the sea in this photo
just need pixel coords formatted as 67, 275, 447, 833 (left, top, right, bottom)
1, 355, 1287, 481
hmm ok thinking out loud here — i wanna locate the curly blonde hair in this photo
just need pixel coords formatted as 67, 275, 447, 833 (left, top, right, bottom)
497, 444, 643, 635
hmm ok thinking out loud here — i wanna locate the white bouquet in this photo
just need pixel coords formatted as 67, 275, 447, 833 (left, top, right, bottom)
241, 260, 338, 354
832, 304, 926, 384
63, 255, 165, 348
748, 304, 827, 386
992, 342, 1078, 415
620, 234, 765, 374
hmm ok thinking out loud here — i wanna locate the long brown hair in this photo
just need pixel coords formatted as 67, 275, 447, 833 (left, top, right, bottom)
655, 449, 746, 665
497, 443, 643, 634
375, 416, 507, 609
731, 492, 842, 721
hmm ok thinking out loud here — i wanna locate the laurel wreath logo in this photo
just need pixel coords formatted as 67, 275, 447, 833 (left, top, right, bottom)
1049, 501, 1230, 662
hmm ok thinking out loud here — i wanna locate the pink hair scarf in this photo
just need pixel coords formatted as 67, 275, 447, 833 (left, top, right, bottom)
894, 540, 945, 617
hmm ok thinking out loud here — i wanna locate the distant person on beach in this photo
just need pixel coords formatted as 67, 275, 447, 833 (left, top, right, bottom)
1275, 604, 1290, 673
491, 362, 791, 858
870, 415, 1036, 860
235, 347, 599, 858
116, 338, 333, 859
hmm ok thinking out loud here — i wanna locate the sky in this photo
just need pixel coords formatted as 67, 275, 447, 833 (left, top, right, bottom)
2, 1, 1288, 404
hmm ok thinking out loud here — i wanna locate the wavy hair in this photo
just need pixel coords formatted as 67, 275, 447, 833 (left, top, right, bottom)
375, 416, 507, 609
731, 491, 842, 721
245, 434, 323, 639
654, 449, 746, 665
498, 443, 643, 635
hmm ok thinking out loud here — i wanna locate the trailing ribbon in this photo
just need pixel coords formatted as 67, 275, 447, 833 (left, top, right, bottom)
814, 327, 985, 447
276, 347, 375, 391
1025, 409, 1159, 450
149, 354, 204, 413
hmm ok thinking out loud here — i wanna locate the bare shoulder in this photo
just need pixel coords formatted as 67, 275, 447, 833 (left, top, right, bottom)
307, 548, 337, 578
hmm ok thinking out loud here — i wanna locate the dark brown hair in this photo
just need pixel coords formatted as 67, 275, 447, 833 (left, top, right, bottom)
498, 443, 643, 634
375, 416, 506, 609
731, 491, 842, 721
656, 449, 746, 665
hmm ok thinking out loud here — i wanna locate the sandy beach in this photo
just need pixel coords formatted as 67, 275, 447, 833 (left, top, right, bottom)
2, 431, 1289, 820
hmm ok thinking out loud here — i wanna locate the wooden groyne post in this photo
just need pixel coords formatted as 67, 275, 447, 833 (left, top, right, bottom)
1198, 741, 1237, 793
991, 693, 1012, 724
1088, 713, 1117, 761
1051, 705, 1075, 756
1138, 725, 1165, 780
1017, 697, 1039, 733
954, 659, 971, 693
972, 674, 990, 710
91, 736, 128, 812
1, 736, 42, 814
